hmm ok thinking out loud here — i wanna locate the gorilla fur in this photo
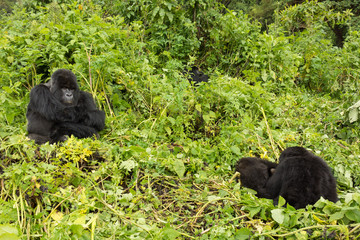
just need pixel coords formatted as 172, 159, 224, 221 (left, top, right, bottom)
265, 146, 338, 209
183, 66, 209, 86
26, 69, 105, 144
235, 157, 278, 197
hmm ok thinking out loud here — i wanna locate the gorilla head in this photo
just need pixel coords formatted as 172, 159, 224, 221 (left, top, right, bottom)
235, 157, 278, 197
278, 146, 309, 161
45, 69, 80, 105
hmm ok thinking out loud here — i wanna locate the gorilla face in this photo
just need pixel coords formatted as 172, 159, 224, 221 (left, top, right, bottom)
235, 157, 278, 197
61, 88, 76, 104
48, 69, 80, 106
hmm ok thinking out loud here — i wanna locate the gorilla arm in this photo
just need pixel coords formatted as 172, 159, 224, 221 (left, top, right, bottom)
27, 84, 81, 122
76, 91, 105, 131
49, 91, 105, 142
260, 164, 284, 203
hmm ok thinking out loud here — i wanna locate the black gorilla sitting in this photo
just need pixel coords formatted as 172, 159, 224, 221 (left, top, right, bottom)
26, 69, 105, 144
235, 157, 278, 197
183, 66, 209, 86
264, 147, 338, 209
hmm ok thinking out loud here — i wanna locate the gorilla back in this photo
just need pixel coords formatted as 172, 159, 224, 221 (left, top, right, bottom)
265, 147, 338, 209
26, 69, 105, 144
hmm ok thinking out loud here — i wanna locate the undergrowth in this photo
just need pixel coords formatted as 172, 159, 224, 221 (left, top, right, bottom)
0, 0, 360, 239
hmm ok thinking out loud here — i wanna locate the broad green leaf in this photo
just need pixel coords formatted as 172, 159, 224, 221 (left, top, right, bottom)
348, 108, 358, 123
51, 211, 63, 221
159, 8, 165, 19
6, 56, 14, 63
195, 104, 202, 112
295, 231, 308, 240
235, 228, 253, 240
73, 214, 86, 225
162, 226, 180, 239
278, 196, 286, 207
0, 225, 18, 237
0, 234, 19, 240
329, 211, 344, 221
173, 159, 185, 178
345, 209, 360, 222
165, 127, 172, 135
152, 6, 160, 19
247, 206, 261, 218
347, 100, 360, 123
167, 117, 175, 125
230, 146, 241, 155
271, 209, 285, 224
166, 12, 173, 23
40, 28, 50, 34
70, 225, 84, 236
129, 146, 146, 153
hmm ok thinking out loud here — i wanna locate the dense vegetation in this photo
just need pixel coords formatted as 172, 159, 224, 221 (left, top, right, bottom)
0, 0, 360, 239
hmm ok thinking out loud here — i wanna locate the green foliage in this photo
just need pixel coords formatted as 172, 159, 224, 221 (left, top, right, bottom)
1, 0, 360, 239
99, 0, 203, 62
275, 0, 359, 94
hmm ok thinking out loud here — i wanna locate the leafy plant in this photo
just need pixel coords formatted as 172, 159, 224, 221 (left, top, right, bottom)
0, 0, 360, 239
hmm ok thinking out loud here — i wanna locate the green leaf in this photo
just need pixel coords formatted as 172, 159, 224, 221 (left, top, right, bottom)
152, 6, 160, 19
230, 146, 241, 155
6, 56, 14, 63
70, 225, 84, 236
2, 86, 13, 94
247, 206, 261, 218
173, 159, 185, 178
278, 196, 286, 207
195, 104, 202, 112
159, 8, 165, 19
120, 160, 138, 171
129, 146, 146, 153
235, 228, 253, 240
347, 100, 360, 123
345, 209, 360, 222
208, 195, 221, 201
167, 117, 175, 125
329, 211, 344, 221
40, 28, 50, 35
166, 12, 173, 23
165, 127, 172, 135
0, 224, 19, 240
348, 108, 358, 123
271, 209, 285, 224
0, 234, 19, 240
162, 226, 180, 239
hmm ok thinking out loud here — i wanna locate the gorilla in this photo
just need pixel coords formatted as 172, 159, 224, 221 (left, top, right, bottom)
183, 66, 209, 86
264, 147, 338, 209
26, 69, 105, 144
235, 157, 278, 197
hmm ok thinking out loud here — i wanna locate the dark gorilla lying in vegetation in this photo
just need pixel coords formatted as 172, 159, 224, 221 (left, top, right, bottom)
235, 157, 278, 197
183, 66, 209, 86
264, 147, 338, 209
26, 69, 105, 144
